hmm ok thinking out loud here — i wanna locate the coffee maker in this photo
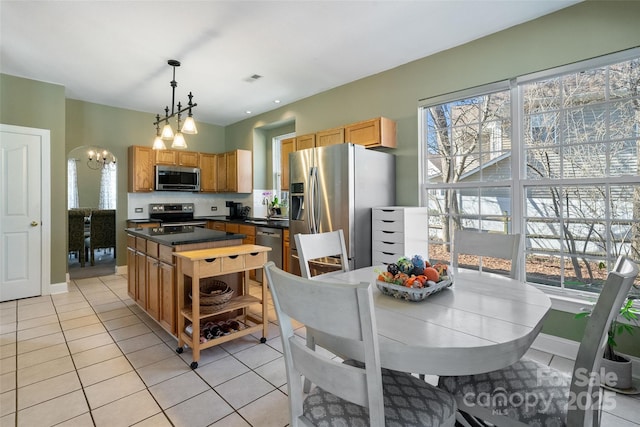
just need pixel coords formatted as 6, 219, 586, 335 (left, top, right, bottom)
226, 201, 243, 219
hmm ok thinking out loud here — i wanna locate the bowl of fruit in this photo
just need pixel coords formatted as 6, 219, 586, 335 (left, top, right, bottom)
376, 255, 452, 302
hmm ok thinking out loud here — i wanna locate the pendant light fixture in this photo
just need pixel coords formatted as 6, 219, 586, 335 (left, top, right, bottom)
152, 59, 198, 150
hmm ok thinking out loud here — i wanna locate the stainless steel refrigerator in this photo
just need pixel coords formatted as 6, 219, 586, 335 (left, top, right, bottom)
289, 143, 395, 274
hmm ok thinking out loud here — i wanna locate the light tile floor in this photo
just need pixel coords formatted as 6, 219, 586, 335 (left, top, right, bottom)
0, 273, 639, 426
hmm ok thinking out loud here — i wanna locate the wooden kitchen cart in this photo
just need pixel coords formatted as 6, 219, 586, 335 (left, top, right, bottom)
173, 244, 271, 369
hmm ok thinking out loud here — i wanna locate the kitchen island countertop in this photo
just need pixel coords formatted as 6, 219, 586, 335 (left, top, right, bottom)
125, 226, 245, 246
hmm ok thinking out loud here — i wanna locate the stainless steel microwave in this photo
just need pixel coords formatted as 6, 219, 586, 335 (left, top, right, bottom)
155, 165, 200, 192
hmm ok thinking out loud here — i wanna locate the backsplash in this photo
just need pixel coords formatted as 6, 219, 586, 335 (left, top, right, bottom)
126, 190, 288, 220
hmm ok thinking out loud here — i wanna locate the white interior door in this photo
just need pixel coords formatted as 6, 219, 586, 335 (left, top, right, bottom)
1, 125, 44, 301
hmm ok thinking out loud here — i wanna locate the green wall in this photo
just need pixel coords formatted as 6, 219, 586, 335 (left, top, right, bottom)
0, 74, 67, 285
1, 1, 639, 352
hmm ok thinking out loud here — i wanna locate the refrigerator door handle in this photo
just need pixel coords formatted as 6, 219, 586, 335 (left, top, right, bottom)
308, 167, 317, 234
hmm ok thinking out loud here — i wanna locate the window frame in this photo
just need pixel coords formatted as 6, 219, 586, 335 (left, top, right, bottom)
419, 47, 640, 303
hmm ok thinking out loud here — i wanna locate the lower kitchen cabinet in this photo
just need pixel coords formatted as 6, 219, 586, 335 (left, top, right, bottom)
158, 261, 175, 333
135, 251, 147, 308
126, 232, 243, 337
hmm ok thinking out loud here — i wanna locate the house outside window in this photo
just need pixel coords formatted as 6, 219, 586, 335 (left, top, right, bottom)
420, 48, 640, 295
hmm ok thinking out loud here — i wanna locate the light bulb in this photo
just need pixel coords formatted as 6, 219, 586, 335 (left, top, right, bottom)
172, 132, 187, 149
152, 136, 166, 150
161, 123, 174, 140
182, 116, 198, 134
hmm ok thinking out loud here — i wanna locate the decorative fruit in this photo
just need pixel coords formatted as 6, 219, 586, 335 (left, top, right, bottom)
410, 255, 425, 275
397, 257, 414, 274
423, 267, 440, 282
387, 263, 399, 275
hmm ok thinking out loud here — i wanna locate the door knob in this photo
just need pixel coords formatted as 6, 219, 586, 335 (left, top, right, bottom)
31, 221, 39, 227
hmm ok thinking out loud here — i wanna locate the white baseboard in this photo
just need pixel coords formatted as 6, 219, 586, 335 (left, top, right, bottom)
48, 280, 68, 295
532, 333, 640, 379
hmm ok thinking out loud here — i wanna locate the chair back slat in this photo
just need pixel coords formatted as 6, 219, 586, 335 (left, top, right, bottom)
264, 262, 385, 427
453, 229, 521, 278
568, 256, 638, 426
68, 210, 87, 266
295, 230, 349, 279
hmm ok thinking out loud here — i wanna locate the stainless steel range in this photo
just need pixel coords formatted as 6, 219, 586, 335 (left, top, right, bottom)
149, 203, 207, 227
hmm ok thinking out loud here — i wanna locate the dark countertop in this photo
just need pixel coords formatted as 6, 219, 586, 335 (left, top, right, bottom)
195, 216, 290, 229
126, 216, 289, 229
125, 227, 245, 246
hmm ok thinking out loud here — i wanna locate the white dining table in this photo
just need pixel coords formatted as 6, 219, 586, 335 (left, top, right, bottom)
316, 266, 552, 376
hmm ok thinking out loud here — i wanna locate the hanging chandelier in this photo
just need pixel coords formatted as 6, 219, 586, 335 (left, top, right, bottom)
152, 59, 198, 150
87, 148, 117, 170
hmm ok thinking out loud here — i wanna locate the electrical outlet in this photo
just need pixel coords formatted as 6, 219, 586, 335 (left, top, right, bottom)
135, 208, 143, 213
211, 206, 217, 211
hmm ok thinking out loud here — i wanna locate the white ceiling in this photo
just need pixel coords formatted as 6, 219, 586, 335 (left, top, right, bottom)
1, 0, 580, 126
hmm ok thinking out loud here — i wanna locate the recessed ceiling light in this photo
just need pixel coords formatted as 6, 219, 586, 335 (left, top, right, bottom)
245, 110, 252, 114
274, 99, 281, 104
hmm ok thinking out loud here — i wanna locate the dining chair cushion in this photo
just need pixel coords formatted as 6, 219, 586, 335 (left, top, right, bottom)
438, 358, 571, 426
305, 360, 456, 426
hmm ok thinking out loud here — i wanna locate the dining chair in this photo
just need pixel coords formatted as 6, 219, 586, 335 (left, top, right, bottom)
452, 229, 521, 279
68, 210, 87, 267
89, 209, 116, 266
294, 230, 349, 279
438, 255, 639, 427
263, 261, 457, 427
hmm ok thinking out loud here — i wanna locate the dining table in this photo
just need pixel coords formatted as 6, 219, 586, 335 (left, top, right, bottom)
315, 266, 552, 376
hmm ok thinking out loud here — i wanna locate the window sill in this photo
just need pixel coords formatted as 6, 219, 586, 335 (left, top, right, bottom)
532, 285, 595, 314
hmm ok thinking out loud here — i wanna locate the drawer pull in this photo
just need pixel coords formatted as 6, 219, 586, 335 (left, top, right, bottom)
382, 209, 396, 212
382, 241, 394, 245
382, 251, 394, 255
229, 255, 239, 259
249, 252, 259, 256
205, 258, 217, 263
382, 231, 394, 234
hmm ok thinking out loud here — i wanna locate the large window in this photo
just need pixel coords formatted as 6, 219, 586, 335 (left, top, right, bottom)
420, 49, 640, 294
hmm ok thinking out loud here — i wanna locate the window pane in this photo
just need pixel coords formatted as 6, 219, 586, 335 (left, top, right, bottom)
422, 49, 640, 295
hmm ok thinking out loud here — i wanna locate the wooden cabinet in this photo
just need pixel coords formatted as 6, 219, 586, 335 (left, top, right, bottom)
372, 207, 428, 265
199, 153, 217, 193
127, 247, 137, 298
135, 251, 147, 308
345, 117, 397, 148
316, 127, 344, 147
155, 149, 199, 167
128, 146, 154, 192
283, 229, 290, 273
296, 134, 316, 150
146, 256, 160, 320
216, 150, 252, 193
158, 261, 175, 333
207, 221, 226, 231
127, 221, 160, 229
281, 137, 295, 191
128, 146, 251, 194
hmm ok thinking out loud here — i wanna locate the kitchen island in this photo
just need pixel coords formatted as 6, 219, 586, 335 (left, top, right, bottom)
125, 226, 246, 336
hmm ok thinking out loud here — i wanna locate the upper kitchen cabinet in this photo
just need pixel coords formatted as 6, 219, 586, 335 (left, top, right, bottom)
295, 133, 316, 150
217, 149, 252, 193
316, 127, 344, 147
199, 153, 217, 193
155, 149, 199, 167
281, 137, 295, 191
128, 145, 154, 192
345, 117, 397, 148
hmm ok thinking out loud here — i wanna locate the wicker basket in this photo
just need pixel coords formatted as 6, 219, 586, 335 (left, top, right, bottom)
189, 279, 234, 308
